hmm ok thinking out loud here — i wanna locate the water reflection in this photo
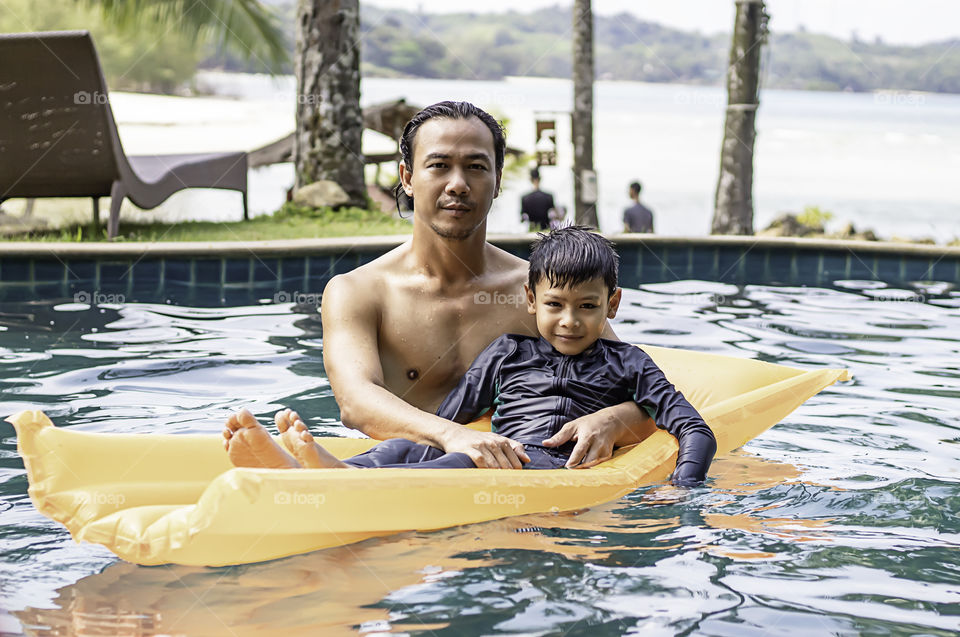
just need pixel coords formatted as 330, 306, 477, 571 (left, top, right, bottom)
14, 453, 815, 636
3, 282, 960, 635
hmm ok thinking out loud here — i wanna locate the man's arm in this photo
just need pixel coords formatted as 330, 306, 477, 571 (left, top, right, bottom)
321, 274, 528, 469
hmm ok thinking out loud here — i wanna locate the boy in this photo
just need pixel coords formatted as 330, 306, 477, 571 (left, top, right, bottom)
228, 227, 716, 485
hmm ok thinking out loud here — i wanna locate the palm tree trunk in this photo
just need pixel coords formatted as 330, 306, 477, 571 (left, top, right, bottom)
572, 0, 598, 228
294, 0, 365, 207
712, 0, 767, 235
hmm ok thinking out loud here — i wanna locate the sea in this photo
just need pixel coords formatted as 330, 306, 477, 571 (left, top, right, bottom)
101, 73, 960, 241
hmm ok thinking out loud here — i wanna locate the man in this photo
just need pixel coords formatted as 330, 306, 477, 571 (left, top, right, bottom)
520, 167, 555, 232
224, 101, 654, 470
623, 181, 654, 233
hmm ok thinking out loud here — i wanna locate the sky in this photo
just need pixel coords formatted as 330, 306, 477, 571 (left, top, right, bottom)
365, 0, 960, 46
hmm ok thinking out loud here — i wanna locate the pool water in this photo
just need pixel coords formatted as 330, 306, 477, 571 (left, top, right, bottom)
1, 281, 958, 635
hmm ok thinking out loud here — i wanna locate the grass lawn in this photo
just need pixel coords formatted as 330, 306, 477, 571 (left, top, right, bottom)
0, 204, 413, 242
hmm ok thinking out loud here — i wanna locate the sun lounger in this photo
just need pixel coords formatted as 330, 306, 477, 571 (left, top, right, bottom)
0, 30, 248, 238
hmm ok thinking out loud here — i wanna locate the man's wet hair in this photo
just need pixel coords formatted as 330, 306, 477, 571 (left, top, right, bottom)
629, 181, 642, 195
528, 225, 619, 297
394, 101, 506, 213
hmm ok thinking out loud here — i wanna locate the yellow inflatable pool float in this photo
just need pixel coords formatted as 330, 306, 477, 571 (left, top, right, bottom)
10, 345, 849, 567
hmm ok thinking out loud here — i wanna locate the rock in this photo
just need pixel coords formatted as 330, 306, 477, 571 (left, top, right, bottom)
292, 181, 352, 208
760, 213, 817, 237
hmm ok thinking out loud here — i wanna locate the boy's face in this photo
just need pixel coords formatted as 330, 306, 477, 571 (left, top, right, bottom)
525, 277, 622, 355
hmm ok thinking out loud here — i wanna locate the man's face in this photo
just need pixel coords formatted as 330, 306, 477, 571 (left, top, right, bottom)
525, 277, 622, 356
399, 116, 501, 240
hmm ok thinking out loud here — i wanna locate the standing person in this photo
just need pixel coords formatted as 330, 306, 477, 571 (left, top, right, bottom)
623, 181, 655, 233
221, 101, 654, 471
520, 168, 555, 232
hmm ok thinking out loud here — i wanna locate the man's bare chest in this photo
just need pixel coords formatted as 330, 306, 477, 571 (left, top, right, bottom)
377, 293, 529, 408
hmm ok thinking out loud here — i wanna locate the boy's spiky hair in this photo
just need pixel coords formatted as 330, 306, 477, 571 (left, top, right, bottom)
528, 225, 619, 296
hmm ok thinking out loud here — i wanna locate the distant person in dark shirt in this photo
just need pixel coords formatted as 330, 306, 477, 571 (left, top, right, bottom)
623, 181, 654, 233
521, 168, 555, 231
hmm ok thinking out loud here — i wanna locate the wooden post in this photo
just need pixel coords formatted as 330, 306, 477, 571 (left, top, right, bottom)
572, 0, 598, 228
712, 0, 768, 235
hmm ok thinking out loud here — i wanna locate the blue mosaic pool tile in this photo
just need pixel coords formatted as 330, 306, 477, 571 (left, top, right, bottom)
33, 261, 65, 284
662, 247, 691, 280
132, 260, 161, 283
930, 258, 958, 283
0, 260, 31, 283
820, 252, 848, 281
798, 256, 823, 286
901, 257, 933, 281
195, 259, 222, 285
874, 256, 902, 282
221, 287, 253, 306
741, 250, 767, 282
252, 258, 280, 283
618, 246, 641, 289
223, 258, 250, 284
35, 283, 67, 302
0, 284, 34, 302
280, 257, 306, 282
691, 248, 717, 281
848, 254, 877, 280
99, 262, 131, 286
766, 251, 793, 283
330, 254, 357, 276
164, 260, 191, 284
65, 260, 97, 283
716, 247, 744, 283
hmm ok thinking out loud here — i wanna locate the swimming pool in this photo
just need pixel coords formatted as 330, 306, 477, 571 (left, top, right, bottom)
1, 278, 958, 635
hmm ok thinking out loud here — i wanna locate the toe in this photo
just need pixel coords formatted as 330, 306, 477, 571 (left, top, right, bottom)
237, 408, 259, 428
224, 413, 241, 432
274, 410, 289, 432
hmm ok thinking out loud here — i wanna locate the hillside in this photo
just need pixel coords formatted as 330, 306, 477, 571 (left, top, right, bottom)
203, 3, 960, 94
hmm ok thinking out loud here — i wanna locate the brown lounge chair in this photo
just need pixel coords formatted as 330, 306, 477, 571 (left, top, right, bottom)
0, 30, 248, 238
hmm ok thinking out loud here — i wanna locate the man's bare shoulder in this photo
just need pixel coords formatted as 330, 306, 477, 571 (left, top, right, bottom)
483, 242, 529, 286
323, 241, 412, 301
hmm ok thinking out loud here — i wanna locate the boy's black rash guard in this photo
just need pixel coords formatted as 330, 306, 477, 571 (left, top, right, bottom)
436, 334, 717, 485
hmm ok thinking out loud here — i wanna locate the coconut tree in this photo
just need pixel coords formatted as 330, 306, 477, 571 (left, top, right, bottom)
711, 0, 769, 235
572, 0, 598, 228
84, 0, 289, 72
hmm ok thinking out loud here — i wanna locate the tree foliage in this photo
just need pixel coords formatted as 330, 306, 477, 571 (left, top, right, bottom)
0, 0, 201, 92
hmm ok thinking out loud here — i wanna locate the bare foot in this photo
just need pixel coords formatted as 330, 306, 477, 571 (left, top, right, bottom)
222, 408, 301, 469
275, 408, 352, 469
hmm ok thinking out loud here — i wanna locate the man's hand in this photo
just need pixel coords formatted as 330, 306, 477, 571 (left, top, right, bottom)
442, 427, 530, 469
542, 402, 653, 469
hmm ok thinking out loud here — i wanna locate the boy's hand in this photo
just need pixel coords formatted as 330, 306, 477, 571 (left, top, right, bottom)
542, 415, 619, 469
543, 402, 652, 469
442, 427, 530, 469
